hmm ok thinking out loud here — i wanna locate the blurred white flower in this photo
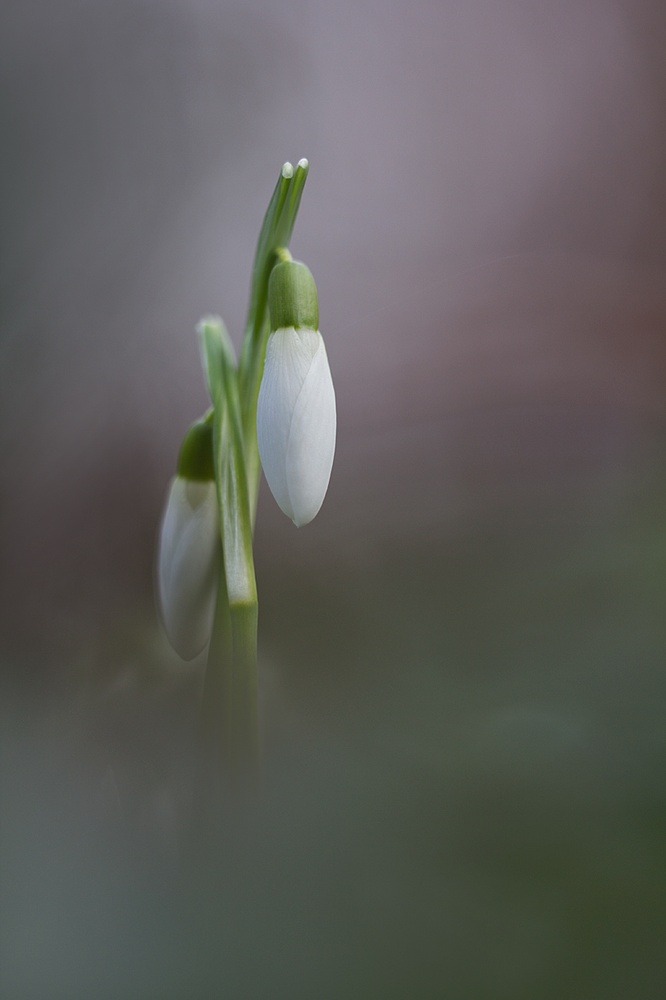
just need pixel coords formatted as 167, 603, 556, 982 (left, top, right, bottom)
157, 476, 219, 659
257, 325, 336, 526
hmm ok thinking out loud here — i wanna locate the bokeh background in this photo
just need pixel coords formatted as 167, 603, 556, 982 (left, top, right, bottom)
2, 1, 666, 997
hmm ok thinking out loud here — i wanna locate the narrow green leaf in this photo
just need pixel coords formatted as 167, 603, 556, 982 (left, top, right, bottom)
199, 316, 257, 608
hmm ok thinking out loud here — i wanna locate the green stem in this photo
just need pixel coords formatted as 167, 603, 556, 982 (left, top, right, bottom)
202, 591, 258, 781
199, 317, 259, 783
229, 600, 258, 776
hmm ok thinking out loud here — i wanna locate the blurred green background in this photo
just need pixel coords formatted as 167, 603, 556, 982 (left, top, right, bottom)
2, 1, 666, 997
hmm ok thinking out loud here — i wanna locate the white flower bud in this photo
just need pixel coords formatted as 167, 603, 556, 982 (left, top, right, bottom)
157, 476, 220, 660
257, 325, 336, 526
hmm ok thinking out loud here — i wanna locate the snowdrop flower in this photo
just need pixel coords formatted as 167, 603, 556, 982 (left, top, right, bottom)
157, 420, 220, 659
257, 259, 336, 527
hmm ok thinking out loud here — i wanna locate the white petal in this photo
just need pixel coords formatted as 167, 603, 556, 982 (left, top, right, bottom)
257, 327, 336, 526
156, 477, 219, 659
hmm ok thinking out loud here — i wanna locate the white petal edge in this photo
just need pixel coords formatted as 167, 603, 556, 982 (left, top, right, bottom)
285, 336, 336, 525
257, 327, 336, 526
157, 477, 220, 659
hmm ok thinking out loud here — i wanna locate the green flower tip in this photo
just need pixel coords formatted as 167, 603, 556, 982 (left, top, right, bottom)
281, 162, 294, 179
297, 158, 309, 171
196, 314, 222, 337
177, 419, 215, 482
268, 259, 319, 331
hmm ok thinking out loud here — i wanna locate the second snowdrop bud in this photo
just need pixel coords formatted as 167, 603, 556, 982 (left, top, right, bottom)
156, 420, 220, 660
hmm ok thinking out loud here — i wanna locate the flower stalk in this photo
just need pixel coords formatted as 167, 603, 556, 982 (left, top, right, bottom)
156, 158, 334, 790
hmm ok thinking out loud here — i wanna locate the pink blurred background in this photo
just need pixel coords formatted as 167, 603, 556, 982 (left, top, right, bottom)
2, 0, 666, 646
